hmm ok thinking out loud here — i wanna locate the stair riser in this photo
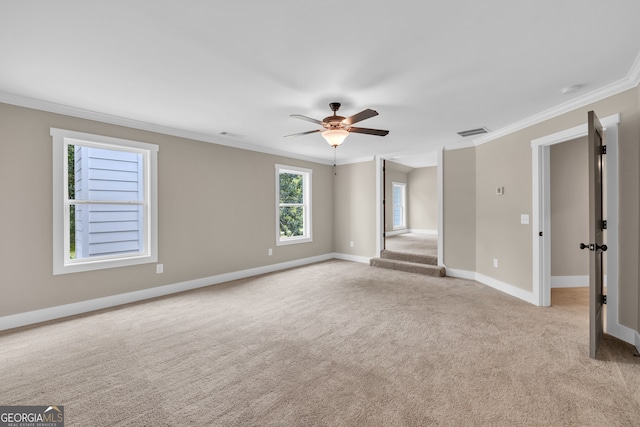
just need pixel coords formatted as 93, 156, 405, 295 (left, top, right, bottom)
370, 258, 446, 277
381, 250, 438, 266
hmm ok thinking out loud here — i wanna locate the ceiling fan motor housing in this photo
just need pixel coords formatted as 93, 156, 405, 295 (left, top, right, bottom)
323, 115, 347, 129
324, 102, 346, 129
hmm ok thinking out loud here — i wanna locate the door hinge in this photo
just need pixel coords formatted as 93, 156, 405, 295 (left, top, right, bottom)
602, 220, 607, 230
600, 145, 607, 155
602, 295, 607, 305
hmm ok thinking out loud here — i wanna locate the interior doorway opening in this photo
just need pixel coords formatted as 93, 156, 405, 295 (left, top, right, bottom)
548, 136, 603, 309
376, 157, 441, 260
532, 113, 634, 345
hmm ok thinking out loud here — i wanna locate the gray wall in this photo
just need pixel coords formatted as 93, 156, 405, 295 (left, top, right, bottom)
0, 102, 334, 316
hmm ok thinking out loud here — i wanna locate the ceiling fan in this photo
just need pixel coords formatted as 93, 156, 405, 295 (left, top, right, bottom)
285, 102, 389, 147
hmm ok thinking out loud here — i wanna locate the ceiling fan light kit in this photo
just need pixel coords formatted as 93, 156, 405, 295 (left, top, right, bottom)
285, 102, 389, 148
322, 129, 349, 147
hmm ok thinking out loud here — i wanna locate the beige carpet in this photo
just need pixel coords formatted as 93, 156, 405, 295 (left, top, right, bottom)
386, 233, 438, 256
1, 260, 639, 426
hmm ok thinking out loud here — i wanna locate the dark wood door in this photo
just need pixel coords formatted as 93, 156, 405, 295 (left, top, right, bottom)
587, 110, 606, 359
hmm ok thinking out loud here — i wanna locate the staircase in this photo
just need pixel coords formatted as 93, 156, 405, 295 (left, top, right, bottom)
369, 250, 446, 277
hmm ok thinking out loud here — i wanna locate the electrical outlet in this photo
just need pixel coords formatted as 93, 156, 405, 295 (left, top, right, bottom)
521, 214, 529, 225
156, 264, 164, 274
350, 241, 354, 248
268, 248, 273, 256
493, 258, 499, 268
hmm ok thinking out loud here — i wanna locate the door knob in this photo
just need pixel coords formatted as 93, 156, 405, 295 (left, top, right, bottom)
579, 243, 608, 252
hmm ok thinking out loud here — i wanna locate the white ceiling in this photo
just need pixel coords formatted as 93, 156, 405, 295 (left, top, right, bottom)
1, 1, 639, 167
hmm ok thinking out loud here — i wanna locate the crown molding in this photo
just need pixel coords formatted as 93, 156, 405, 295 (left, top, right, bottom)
0, 91, 332, 166
627, 50, 640, 86
468, 50, 640, 147
472, 80, 637, 147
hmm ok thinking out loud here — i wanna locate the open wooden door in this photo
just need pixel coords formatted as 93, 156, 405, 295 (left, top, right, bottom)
581, 111, 607, 359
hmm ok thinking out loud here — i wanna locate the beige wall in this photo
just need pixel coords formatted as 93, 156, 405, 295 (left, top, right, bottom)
443, 147, 476, 271
443, 87, 639, 330
550, 137, 589, 277
0, 103, 334, 317
333, 161, 377, 257
408, 166, 438, 231
475, 131, 533, 289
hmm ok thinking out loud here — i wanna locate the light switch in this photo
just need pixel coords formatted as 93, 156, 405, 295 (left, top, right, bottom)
521, 214, 529, 225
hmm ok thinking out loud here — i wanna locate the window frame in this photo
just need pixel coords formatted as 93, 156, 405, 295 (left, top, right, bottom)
275, 164, 312, 246
392, 181, 407, 230
51, 128, 158, 275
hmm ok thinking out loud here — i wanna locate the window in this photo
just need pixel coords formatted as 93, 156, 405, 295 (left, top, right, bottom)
51, 128, 158, 274
276, 164, 312, 246
392, 182, 406, 229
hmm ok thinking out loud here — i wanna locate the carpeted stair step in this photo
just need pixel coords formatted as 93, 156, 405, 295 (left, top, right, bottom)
369, 257, 446, 277
381, 250, 438, 266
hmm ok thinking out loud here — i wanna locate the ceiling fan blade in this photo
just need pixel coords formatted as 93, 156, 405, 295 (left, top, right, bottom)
284, 129, 322, 138
290, 114, 325, 125
348, 127, 389, 136
342, 109, 378, 125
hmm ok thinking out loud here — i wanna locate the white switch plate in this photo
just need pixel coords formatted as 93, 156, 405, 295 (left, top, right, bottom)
350, 241, 354, 248
521, 214, 529, 225
268, 248, 273, 256
493, 258, 499, 268
156, 264, 163, 274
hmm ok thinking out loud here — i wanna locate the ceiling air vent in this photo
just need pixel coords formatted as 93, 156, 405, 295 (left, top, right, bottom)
219, 131, 245, 138
457, 127, 489, 137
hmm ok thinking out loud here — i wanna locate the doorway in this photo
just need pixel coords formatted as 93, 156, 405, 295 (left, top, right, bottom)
549, 136, 593, 305
531, 113, 634, 344
377, 158, 440, 259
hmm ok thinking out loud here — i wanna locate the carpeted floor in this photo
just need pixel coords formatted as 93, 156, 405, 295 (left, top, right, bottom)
1, 260, 639, 426
386, 233, 437, 256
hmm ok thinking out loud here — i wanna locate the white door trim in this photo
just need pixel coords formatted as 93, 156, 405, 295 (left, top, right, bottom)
437, 148, 444, 265
531, 113, 635, 345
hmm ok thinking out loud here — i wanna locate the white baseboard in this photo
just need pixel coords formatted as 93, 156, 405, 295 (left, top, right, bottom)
0, 253, 335, 332
475, 273, 538, 305
444, 267, 476, 281
550, 275, 608, 288
606, 316, 638, 347
386, 229, 438, 236
445, 268, 537, 305
551, 275, 588, 288
332, 252, 373, 264
409, 229, 438, 235
385, 229, 409, 237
